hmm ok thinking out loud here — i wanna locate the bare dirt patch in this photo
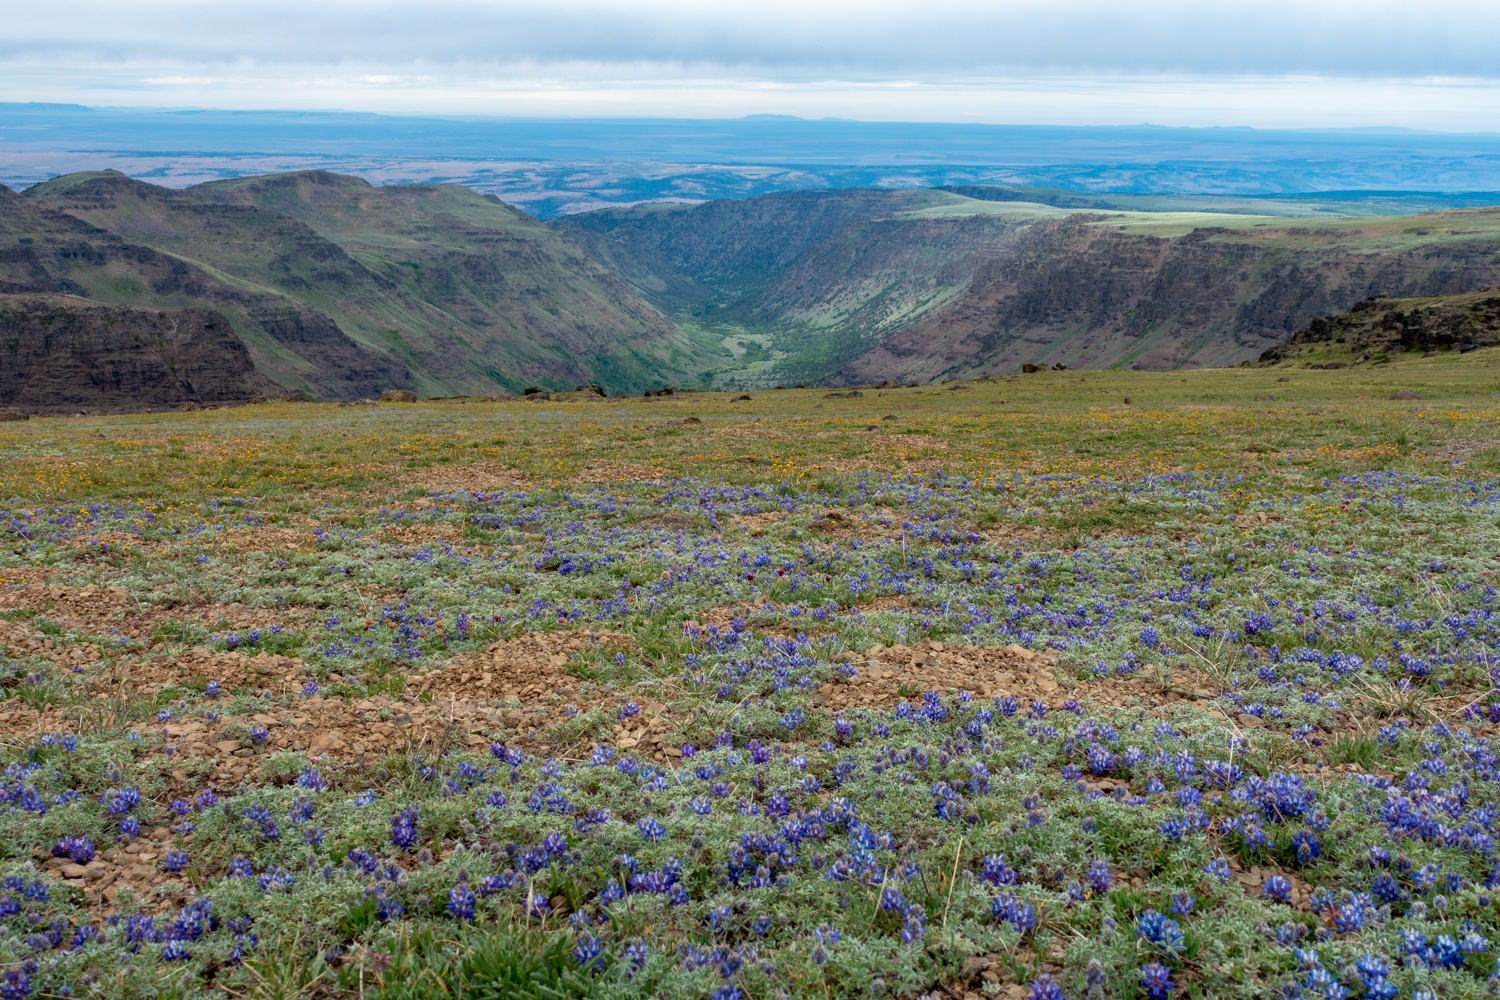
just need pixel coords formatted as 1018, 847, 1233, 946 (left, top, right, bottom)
128, 648, 310, 694
817, 639, 1219, 714
136, 697, 508, 786
407, 630, 633, 703
0, 703, 86, 742
575, 460, 666, 484
404, 630, 696, 759
58, 531, 141, 553
382, 522, 462, 547
646, 512, 702, 531
1428, 438, 1496, 465
224, 523, 311, 552
392, 464, 529, 494
0, 618, 105, 667
726, 511, 784, 534
0, 586, 321, 650
874, 432, 951, 453
0, 566, 56, 587
37, 828, 190, 914
801, 508, 905, 541
0, 583, 130, 614
852, 594, 917, 613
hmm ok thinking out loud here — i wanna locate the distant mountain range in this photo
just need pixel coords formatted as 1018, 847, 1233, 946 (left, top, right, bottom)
4, 169, 1500, 411
6, 104, 1500, 218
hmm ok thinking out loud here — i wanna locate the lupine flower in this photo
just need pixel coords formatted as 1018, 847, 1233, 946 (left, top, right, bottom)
1136, 910, 1185, 956
52, 836, 95, 864
1140, 962, 1174, 999
572, 933, 603, 970
447, 883, 476, 921
1028, 974, 1066, 1000
1262, 876, 1292, 903
391, 806, 419, 850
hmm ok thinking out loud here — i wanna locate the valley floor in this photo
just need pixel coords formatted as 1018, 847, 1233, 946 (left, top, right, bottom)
0, 354, 1498, 998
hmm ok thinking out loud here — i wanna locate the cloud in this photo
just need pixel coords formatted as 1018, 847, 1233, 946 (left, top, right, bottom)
3, 1, 1499, 127
6, 0, 1500, 79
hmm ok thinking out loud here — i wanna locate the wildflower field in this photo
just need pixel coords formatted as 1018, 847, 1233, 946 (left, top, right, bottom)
2, 355, 1500, 1000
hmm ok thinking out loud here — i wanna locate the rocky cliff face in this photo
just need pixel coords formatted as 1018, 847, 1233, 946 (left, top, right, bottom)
561, 190, 1500, 387
0, 179, 409, 401
1258, 290, 1500, 364
0, 295, 274, 413
835, 217, 1500, 383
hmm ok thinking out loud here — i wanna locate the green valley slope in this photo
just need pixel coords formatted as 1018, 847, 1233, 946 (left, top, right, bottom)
9, 171, 1500, 408
557, 189, 1500, 386
8, 171, 723, 399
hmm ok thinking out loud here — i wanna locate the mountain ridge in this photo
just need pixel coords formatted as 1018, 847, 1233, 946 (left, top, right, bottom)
7, 170, 1500, 412
558, 190, 1500, 386
4, 170, 722, 402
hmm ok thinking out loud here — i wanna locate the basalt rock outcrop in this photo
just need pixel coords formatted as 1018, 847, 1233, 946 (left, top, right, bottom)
835, 219, 1500, 383
1258, 290, 1500, 364
0, 295, 274, 414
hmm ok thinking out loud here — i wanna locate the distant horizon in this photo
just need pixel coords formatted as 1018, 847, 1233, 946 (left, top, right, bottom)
5, 101, 1500, 138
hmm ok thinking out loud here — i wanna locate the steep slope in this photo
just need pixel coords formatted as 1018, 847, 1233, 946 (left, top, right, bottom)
21, 171, 718, 397
0, 294, 274, 413
1, 178, 407, 400
562, 187, 1500, 386
556, 189, 953, 306
557, 190, 1026, 382
1258, 289, 1500, 366
837, 212, 1500, 382
186, 171, 721, 393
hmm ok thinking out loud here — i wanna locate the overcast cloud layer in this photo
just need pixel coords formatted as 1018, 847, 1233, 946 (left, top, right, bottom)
6, 1, 1500, 128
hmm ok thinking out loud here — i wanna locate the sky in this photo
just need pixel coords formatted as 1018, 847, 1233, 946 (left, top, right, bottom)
5, 0, 1500, 130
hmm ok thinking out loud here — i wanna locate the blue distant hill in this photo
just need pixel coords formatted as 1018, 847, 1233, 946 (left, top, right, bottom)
4, 103, 1500, 218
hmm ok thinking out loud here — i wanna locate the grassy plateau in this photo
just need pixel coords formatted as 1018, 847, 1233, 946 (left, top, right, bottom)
1, 351, 1499, 999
